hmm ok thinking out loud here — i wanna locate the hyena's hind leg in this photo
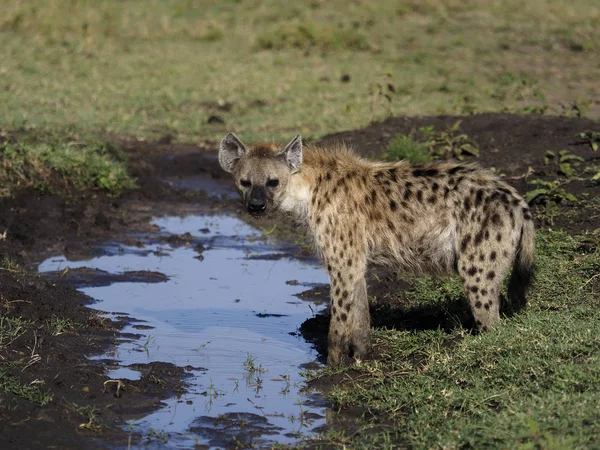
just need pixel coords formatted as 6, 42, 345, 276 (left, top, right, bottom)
349, 277, 370, 359
457, 245, 513, 330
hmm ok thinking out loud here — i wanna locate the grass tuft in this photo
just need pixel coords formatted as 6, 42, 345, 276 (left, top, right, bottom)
385, 134, 432, 164
0, 130, 136, 197
0, 369, 53, 406
0, 316, 30, 348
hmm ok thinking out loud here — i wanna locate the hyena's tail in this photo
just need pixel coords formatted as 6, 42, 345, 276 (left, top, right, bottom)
507, 217, 536, 310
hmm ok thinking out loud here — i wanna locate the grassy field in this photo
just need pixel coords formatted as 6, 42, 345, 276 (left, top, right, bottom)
306, 231, 600, 449
1, 0, 599, 145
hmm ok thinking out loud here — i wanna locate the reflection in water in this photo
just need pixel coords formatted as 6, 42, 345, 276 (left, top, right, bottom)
38, 214, 330, 447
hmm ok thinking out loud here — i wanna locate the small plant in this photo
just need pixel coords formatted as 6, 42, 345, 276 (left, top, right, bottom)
577, 131, 600, 152
140, 335, 155, 349
571, 132, 600, 181
525, 179, 577, 204
71, 403, 102, 431
47, 317, 73, 336
148, 428, 169, 444
0, 258, 25, 274
87, 313, 109, 328
385, 133, 431, 164
251, 374, 264, 394
135, 335, 157, 356
424, 120, 480, 160
192, 340, 212, 352
149, 375, 166, 387
243, 353, 256, 371
490, 167, 506, 177
544, 150, 584, 177
0, 316, 29, 347
243, 353, 266, 374
207, 379, 222, 401
583, 138, 600, 181
279, 373, 291, 395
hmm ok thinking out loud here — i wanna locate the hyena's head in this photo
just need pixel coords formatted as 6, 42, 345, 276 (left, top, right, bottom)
218, 133, 302, 217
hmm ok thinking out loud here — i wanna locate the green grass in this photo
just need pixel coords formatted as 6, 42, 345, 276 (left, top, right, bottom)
0, 313, 52, 407
0, 0, 599, 143
385, 134, 432, 164
0, 129, 136, 197
306, 230, 600, 449
47, 316, 74, 336
0, 369, 53, 406
0, 316, 30, 348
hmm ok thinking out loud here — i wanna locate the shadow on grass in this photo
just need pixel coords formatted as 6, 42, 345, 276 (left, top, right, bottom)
299, 285, 525, 363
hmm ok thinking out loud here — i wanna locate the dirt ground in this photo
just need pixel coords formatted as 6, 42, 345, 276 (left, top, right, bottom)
1, 113, 599, 448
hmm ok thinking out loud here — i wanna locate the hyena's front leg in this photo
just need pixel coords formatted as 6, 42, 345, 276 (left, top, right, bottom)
325, 257, 371, 367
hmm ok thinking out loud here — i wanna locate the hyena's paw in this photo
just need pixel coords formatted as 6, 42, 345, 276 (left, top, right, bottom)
327, 330, 371, 367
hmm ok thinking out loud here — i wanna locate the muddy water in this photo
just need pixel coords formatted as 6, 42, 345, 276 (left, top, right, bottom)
38, 214, 331, 448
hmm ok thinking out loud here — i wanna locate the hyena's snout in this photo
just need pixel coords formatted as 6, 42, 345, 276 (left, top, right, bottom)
246, 187, 268, 216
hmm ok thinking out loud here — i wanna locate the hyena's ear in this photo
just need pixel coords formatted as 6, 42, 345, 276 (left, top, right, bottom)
219, 133, 247, 173
281, 133, 303, 173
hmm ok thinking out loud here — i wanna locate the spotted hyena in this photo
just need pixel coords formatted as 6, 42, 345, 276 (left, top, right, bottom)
219, 133, 535, 366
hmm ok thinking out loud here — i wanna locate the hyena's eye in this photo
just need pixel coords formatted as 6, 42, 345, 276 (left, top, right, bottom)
266, 179, 279, 188
240, 179, 251, 188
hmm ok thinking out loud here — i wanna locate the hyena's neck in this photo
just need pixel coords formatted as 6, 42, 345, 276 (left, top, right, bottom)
278, 144, 370, 221
279, 165, 316, 220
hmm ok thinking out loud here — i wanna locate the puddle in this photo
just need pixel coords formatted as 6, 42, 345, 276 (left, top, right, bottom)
38, 214, 330, 448
107, 367, 142, 381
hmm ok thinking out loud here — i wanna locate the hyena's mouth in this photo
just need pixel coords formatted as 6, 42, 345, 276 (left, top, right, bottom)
245, 202, 270, 217
247, 208, 268, 218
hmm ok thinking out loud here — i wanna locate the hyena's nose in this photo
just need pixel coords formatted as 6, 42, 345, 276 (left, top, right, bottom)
248, 187, 267, 214
248, 199, 266, 213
